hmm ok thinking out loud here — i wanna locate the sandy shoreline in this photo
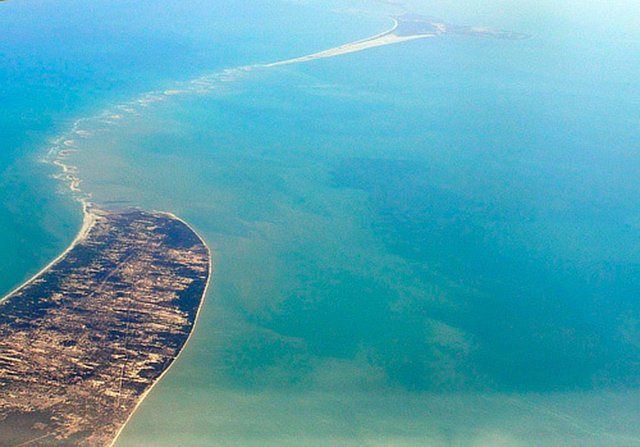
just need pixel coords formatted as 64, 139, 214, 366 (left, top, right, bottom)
0, 203, 213, 447
100, 21, 429, 443
10, 14, 429, 445
108, 212, 213, 447
264, 18, 433, 67
0, 201, 98, 306
265, 33, 431, 67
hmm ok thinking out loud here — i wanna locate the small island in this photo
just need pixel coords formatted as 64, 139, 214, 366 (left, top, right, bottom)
266, 13, 529, 67
393, 13, 530, 39
0, 209, 211, 447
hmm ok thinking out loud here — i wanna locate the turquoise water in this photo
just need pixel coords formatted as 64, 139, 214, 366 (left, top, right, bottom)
0, 0, 382, 292
3, 0, 640, 445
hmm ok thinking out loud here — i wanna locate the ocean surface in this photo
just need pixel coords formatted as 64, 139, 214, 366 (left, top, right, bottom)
2, 0, 640, 445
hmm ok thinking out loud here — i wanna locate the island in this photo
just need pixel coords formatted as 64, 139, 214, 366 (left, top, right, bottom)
266, 13, 529, 66
393, 13, 530, 40
0, 208, 211, 447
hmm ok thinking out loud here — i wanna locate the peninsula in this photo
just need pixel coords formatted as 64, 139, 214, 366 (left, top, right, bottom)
266, 13, 529, 66
0, 209, 211, 447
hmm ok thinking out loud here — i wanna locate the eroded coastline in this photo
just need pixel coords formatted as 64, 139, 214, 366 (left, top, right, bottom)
0, 208, 210, 447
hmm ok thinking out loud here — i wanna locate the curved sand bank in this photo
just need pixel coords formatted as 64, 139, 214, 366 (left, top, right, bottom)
264, 18, 433, 67
0, 201, 98, 306
265, 33, 431, 67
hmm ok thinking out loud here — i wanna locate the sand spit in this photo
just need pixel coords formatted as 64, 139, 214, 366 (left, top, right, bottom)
265, 32, 431, 67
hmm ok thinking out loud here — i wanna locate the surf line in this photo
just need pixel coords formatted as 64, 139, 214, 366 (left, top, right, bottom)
41, 13, 434, 209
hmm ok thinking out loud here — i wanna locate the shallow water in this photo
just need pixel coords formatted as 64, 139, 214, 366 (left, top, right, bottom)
3, 0, 640, 445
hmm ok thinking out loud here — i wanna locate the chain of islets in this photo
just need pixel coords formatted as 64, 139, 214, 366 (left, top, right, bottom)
44, 65, 258, 205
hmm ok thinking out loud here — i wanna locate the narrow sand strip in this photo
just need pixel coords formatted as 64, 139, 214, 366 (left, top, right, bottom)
0, 201, 98, 306
265, 33, 432, 67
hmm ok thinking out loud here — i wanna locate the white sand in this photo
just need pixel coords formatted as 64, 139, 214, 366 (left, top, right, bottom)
265, 33, 433, 67
0, 202, 99, 306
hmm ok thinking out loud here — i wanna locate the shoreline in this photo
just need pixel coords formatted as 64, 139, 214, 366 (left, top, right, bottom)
263, 17, 416, 67
4, 11, 447, 445
2, 15, 417, 445
0, 203, 213, 447
3, 210, 213, 447
0, 200, 98, 306
1, 11, 418, 309
107, 212, 213, 447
